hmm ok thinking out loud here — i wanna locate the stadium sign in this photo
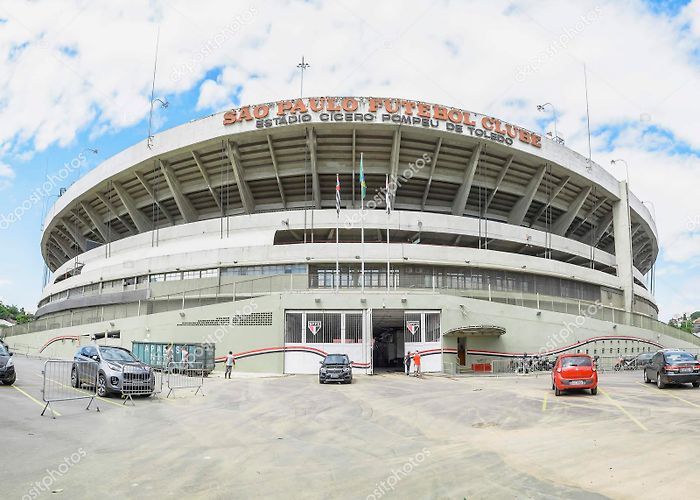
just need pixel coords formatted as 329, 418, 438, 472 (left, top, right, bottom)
223, 97, 542, 149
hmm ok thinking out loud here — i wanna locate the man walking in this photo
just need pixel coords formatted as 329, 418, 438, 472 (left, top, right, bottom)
404, 351, 412, 376
413, 351, 422, 378
225, 351, 236, 379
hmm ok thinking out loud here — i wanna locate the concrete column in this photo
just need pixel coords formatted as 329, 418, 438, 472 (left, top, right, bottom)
613, 180, 634, 313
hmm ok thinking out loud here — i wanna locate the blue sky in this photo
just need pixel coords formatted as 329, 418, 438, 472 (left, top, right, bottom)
0, 0, 699, 320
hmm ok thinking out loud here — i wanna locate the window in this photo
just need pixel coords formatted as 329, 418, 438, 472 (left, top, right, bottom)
404, 313, 422, 342
165, 272, 181, 281
304, 312, 341, 343
150, 273, 165, 283
201, 269, 218, 279
183, 271, 200, 280
345, 313, 362, 343
285, 313, 302, 343
425, 313, 440, 342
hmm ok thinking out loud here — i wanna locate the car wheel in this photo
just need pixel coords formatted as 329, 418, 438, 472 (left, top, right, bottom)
97, 374, 108, 397
643, 370, 651, 383
656, 373, 665, 389
590, 387, 597, 395
2, 374, 15, 385
71, 368, 79, 388
555, 387, 561, 397
692, 382, 700, 388
318, 377, 323, 384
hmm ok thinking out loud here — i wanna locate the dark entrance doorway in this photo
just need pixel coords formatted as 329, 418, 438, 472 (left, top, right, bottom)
371, 309, 405, 372
458, 337, 466, 366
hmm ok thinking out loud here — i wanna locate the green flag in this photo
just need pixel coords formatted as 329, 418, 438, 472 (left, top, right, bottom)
359, 153, 366, 200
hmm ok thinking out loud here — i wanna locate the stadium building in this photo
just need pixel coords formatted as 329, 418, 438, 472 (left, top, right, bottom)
4, 96, 699, 373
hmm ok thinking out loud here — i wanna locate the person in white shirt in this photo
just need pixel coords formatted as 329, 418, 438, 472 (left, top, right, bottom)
181, 347, 190, 371
225, 351, 236, 379
165, 343, 174, 370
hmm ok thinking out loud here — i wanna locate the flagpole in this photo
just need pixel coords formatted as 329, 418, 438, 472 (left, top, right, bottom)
360, 153, 365, 294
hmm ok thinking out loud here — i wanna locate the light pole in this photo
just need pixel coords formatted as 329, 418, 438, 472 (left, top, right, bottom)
297, 56, 310, 98
642, 200, 656, 219
536, 102, 563, 144
147, 97, 169, 149
74, 148, 98, 183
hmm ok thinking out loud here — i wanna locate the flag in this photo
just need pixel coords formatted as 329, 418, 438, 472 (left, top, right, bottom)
385, 174, 391, 215
335, 173, 341, 216
359, 153, 366, 200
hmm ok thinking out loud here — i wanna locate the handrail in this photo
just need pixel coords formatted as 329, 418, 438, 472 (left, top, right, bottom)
4, 275, 699, 348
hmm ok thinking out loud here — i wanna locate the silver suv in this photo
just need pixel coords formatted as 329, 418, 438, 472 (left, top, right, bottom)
72, 345, 155, 397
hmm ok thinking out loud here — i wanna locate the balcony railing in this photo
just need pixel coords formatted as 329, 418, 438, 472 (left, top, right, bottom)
2, 272, 698, 348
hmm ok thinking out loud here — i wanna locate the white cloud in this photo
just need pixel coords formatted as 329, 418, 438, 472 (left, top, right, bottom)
0, 162, 14, 178
195, 67, 241, 111
0, 161, 15, 190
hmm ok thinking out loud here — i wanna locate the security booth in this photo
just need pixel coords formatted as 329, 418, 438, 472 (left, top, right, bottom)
443, 325, 506, 373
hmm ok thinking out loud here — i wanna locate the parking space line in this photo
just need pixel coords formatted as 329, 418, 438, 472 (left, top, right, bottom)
600, 388, 647, 431
33, 372, 125, 409
635, 382, 700, 409
12, 385, 62, 416
541, 393, 548, 411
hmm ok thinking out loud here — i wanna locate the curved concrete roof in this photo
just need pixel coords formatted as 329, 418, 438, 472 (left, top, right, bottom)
41, 97, 658, 274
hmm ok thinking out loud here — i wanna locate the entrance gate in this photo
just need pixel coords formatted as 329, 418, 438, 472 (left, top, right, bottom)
283, 309, 441, 374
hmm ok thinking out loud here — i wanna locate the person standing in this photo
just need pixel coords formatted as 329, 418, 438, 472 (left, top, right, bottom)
165, 343, 174, 370
413, 351, 422, 378
225, 351, 236, 379
181, 346, 190, 371
404, 351, 412, 376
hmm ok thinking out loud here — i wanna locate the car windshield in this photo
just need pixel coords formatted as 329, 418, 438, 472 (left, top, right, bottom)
100, 347, 137, 362
324, 355, 348, 365
0, 345, 8, 356
561, 356, 592, 367
664, 352, 696, 364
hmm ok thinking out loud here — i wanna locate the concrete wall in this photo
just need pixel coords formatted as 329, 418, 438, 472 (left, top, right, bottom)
6, 290, 697, 376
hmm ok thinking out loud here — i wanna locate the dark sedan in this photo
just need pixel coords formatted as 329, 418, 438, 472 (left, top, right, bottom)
643, 349, 700, 389
0, 343, 16, 385
634, 352, 654, 369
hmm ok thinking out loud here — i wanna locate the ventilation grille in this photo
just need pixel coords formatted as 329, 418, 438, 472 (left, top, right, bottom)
177, 312, 273, 327
232, 312, 273, 326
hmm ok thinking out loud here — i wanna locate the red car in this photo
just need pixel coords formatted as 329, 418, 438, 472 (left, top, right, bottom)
552, 353, 598, 396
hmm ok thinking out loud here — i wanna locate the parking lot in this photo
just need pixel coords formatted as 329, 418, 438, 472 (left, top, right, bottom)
3, 355, 700, 499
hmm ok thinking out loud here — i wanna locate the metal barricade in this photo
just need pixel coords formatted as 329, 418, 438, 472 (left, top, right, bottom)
166, 361, 205, 398
41, 360, 100, 418
120, 362, 158, 405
